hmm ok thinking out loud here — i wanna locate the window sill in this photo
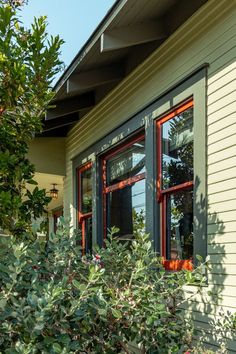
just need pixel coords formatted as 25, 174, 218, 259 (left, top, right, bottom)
162, 259, 193, 271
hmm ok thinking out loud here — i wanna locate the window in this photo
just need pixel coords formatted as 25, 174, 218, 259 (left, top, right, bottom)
77, 162, 92, 253
73, 68, 207, 266
157, 100, 194, 270
102, 134, 146, 241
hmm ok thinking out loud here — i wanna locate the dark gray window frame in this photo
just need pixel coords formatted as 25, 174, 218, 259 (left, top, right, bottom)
72, 65, 207, 262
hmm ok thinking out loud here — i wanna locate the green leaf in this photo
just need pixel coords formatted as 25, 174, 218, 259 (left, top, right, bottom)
196, 254, 203, 262
70, 341, 81, 350
34, 322, 44, 331
58, 334, 70, 345
72, 280, 86, 292
0, 299, 7, 310
43, 337, 55, 345
27, 179, 38, 185
52, 343, 62, 353
98, 308, 107, 316
111, 308, 122, 319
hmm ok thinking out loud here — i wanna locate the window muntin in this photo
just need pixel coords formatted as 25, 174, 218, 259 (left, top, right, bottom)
78, 162, 92, 253
157, 100, 194, 270
103, 134, 146, 240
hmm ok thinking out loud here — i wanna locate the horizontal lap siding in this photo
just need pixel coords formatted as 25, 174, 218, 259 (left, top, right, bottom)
199, 3, 236, 347
206, 19, 236, 343
65, 0, 236, 351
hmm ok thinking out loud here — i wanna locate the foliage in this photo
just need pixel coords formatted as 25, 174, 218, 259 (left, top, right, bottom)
0, 0, 64, 236
0, 219, 211, 354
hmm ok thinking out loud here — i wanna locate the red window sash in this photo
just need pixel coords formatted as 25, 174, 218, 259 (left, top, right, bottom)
79, 213, 92, 252
157, 98, 194, 200
104, 172, 145, 193
104, 132, 145, 161
157, 99, 194, 126
77, 162, 92, 254
102, 133, 145, 239
157, 99, 194, 271
159, 181, 194, 201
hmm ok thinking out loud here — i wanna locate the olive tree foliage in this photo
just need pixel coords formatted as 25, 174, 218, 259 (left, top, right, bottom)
0, 0, 64, 236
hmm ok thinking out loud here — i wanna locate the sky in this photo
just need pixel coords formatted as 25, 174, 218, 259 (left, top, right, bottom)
20, 0, 116, 80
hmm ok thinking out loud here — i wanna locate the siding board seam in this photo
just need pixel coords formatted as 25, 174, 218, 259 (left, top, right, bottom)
208, 143, 236, 157
208, 153, 236, 166
207, 89, 236, 109
208, 164, 236, 175
208, 112, 236, 132
208, 76, 236, 97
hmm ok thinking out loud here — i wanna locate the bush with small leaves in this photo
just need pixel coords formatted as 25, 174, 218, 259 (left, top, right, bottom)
0, 219, 212, 353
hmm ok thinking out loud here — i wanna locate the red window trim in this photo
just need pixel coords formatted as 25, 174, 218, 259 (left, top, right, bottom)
102, 132, 145, 239
156, 99, 194, 271
77, 162, 92, 253
104, 172, 145, 193
103, 132, 145, 161
162, 259, 193, 271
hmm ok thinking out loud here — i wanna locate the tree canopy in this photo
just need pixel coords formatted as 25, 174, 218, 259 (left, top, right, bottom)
0, 0, 64, 236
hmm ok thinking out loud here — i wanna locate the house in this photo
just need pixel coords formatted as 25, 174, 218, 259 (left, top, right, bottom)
29, 0, 236, 351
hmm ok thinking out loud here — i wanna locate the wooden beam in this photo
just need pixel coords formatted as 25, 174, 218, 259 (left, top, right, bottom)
101, 21, 166, 52
44, 113, 79, 132
67, 65, 124, 94
46, 92, 95, 120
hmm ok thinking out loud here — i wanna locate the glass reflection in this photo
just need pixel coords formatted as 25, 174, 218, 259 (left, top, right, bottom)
107, 140, 145, 186
81, 168, 92, 213
166, 189, 193, 260
107, 179, 145, 240
162, 107, 193, 189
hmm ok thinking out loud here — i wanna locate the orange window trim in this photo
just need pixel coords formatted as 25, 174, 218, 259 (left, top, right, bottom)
157, 99, 194, 271
162, 259, 193, 271
77, 162, 92, 254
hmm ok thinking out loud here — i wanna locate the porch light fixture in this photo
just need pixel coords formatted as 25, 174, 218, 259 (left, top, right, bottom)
50, 184, 59, 200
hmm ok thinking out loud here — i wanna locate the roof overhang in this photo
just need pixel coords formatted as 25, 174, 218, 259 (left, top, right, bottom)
43, 0, 208, 136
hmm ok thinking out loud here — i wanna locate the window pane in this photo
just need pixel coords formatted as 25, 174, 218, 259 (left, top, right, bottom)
162, 107, 193, 189
107, 179, 145, 240
81, 168, 92, 213
107, 139, 145, 185
166, 188, 193, 260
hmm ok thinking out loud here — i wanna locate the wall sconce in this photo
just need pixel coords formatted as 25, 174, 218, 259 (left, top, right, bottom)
50, 184, 59, 200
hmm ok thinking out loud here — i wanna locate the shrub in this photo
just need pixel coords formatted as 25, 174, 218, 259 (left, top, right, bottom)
0, 219, 209, 353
